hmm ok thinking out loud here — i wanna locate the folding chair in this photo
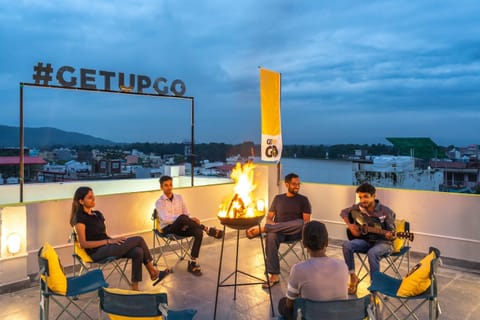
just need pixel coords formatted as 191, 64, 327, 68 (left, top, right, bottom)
99, 287, 197, 320
69, 230, 131, 287
383, 220, 413, 278
38, 242, 108, 320
353, 220, 413, 284
288, 295, 376, 320
151, 209, 194, 270
278, 233, 307, 271
368, 247, 441, 320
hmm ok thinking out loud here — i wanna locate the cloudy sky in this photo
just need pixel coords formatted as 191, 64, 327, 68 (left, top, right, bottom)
1, 0, 479, 147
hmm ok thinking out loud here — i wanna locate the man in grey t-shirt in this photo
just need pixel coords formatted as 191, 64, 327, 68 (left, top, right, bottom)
246, 173, 311, 288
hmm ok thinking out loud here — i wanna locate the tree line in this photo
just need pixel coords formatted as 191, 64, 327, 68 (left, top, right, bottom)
69, 142, 396, 163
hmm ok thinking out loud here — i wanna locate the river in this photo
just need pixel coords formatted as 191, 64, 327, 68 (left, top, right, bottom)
256, 157, 353, 185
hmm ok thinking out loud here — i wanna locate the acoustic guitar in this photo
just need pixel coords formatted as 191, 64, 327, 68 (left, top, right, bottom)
347, 209, 414, 241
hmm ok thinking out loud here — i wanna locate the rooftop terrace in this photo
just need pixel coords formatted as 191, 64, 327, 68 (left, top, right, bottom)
0, 163, 479, 318
0, 235, 479, 319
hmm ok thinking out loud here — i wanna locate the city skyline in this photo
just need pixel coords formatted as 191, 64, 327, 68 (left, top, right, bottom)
1, 1, 479, 147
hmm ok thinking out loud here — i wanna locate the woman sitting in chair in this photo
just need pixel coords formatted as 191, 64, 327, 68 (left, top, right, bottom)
278, 221, 349, 320
69, 186, 169, 291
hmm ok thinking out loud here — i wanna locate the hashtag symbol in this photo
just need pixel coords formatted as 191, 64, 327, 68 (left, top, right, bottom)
32, 62, 54, 85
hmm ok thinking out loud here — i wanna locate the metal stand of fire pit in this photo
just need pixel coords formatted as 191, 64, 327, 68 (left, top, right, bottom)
213, 222, 274, 319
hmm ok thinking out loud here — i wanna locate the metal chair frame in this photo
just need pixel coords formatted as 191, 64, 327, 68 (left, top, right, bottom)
369, 247, 441, 320
383, 221, 411, 277
151, 209, 194, 269
278, 236, 307, 271
291, 294, 376, 320
98, 287, 197, 320
354, 221, 412, 283
69, 231, 131, 287
38, 247, 108, 320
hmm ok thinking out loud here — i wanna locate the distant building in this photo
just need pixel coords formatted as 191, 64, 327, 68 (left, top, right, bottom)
164, 165, 185, 177
430, 159, 480, 191
125, 155, 139, 165
353, 155, 443, 191
95, 159, 122, 175
0, 156, 47, 183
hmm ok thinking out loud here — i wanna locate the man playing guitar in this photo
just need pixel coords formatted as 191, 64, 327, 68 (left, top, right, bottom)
340, 182, 396, 295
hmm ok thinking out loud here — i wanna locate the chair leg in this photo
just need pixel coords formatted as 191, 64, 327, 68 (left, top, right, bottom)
279, 241, 306, 271
153, 234, 194, 270
100, 259, 131, 287
40, 294, 49, 320
429, 297, 441, 320
383, 256, 403, 278
368, 293, 380, 320
355, 252, 370, 283
153, 235, 169, 268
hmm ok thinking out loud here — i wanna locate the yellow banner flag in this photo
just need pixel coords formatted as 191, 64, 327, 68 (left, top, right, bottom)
260, 68, 282, 161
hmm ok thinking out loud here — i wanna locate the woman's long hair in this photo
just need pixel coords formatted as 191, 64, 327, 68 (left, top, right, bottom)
69, 186, 92, 227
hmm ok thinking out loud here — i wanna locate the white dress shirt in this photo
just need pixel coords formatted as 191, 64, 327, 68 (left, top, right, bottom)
155, 193, 190, 229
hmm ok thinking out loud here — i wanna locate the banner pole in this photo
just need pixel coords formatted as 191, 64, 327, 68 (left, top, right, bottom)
19, 83, 24, 202
276, 71, 282, 188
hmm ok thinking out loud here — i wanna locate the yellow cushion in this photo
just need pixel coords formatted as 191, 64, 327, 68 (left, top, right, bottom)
105, 287, 162, 295
392, 220, 406, 253
108, 314, 162, 320
74, 241, 93, 263
397, 251, 435, 297
40, 242, 67, 295
103, 288, 163, 320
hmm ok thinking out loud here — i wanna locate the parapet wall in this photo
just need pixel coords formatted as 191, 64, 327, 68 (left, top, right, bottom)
1, 163, 478, 292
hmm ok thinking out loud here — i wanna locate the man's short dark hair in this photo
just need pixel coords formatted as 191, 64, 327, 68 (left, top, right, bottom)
159, 175, 172, 185
284, 173, 299, 183
302, 221, 328, 251
356, 182, 376, 195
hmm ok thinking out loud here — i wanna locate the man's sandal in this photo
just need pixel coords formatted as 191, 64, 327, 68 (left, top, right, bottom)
187, 261, 202, 276
348, 275, 359, 295
207, 227, 224, 239
262, 277, 280, 289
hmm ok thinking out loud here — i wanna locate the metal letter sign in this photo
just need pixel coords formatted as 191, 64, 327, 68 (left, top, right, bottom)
33, 62, 186, 96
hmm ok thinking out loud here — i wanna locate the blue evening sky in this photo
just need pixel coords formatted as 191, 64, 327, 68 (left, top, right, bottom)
1, 1, 479, 146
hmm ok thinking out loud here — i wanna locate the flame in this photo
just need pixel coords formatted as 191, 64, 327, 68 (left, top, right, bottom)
218, 161, 262, 218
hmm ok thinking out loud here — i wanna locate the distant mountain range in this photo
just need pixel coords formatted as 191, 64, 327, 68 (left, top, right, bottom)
0, 125, 116, 148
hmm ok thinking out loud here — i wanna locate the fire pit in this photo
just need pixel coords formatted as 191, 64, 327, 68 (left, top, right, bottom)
217, 162, 266, 229
214, 162, 274, 319
218, 215, 265, 230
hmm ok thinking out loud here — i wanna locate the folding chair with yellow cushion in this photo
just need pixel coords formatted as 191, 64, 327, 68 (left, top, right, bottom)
99, 287, 197, 320
151, 209, 194, 270
70, 231, 131, 287
352, 219, 414, 284
287, 295, 376, 320
38, 242, 108, 320
383, 220, 414, 278
278, 233, 307, 272
368, 247, 441, 320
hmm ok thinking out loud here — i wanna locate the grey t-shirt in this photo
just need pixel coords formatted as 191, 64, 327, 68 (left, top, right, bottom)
286, 256, 348, 301
269, 193, 311, 222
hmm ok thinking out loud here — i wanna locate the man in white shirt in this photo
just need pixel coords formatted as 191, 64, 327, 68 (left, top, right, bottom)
155, 175, 222, 276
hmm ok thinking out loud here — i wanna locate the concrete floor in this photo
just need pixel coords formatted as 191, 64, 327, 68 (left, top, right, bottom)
0, 232, 479, 319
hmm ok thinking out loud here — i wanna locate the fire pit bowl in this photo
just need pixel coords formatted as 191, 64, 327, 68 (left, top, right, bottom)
218, 215, 265, 230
